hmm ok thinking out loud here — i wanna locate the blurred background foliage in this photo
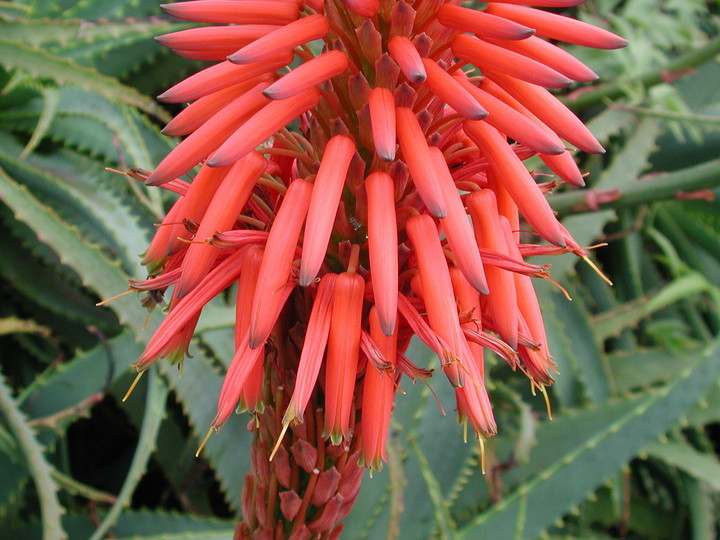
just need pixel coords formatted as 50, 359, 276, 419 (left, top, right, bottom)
0, 0, 720, 538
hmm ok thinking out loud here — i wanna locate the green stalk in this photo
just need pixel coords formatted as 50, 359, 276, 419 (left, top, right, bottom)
567, 35, 720, 113
550, 159, 720, 216
0, 372, 66, 540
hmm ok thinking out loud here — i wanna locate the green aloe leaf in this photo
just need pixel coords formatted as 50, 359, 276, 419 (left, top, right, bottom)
159, 355, 254, 515
456, 340, 720, 539
608, 346, 702, 394
593, 272, 713, 342
644, 440, 720, 491
0, 2, 30, 20
0, 19, 186, 50
0, 38, 169, 121
0, 511, 235, 540
538, 282, 613, 406
0, 317, 49, 337
19, 331, 142, 419
548, 117, 663, 280
88, 371, 169, 540
0, 166, 142, 331
0, 372, 66, 540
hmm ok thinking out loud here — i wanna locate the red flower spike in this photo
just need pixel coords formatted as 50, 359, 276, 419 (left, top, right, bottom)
485, 166, 520, 243
452, 72, 564, 155
212, 336, 267, 430
156, 24, 280, 55
248, 179, 313, 349
387, 35, 426, 83
463, 119, 567, 247
148, 83, 270, 185
421, 58, 488, 120
263, 50, 348, 100
174, 152, 267, 299
161, 1, 300, 25
208, 87, 321, 168
389, 1, 416, 38
283, 274, 337, 426
311, 468, 341, 506
140, 198, 187, 272
162, 79, 270, 137
467, 189, 519, 349
485, 71, 605, 154
437, 4, 534, 41
454, 380, 496, 438
157, 54, 292, 103
395, 107, 447, 218
280, 491, 303, 521
406, 214, 469, 388
135, 248, 248, 372
306, 0, 324, 12
133, 0, 626, 531
539, 151, 586, 188
365, 172, 399, 335
429, 147, 488, 294
367, 87, 397, 161
486, 35, 599, 83
375, 53, 401, 90
213, 279, 295, 430
343, 0, 379, 17
451, 34, 573, 90
234, 247, 265, 413
500, 217, 549, 359
228, 14, 330, 65
449, 267, 483, 354
360, 307, 398, 470
356, 20, 383, 66
324, 272, 365, 444
486, 4, 629, 50
299, 135, 357, 287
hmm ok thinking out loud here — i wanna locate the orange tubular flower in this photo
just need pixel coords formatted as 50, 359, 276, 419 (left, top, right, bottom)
468, 189, 519, 349
299, 135, 357, 286
248, 178, 313, 348
324, 271, 365, 444
127, 0, 625, 534
387, 36, 426, 83
360, 307, 398, 470
367, 88, 397, 161
174, 152, 267, 299
365, 172, 398, 335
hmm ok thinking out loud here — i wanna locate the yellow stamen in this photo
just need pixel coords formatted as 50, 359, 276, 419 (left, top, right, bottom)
96, 289, 133, 307
582, 255, 613, 286
195, 427, 214, 457
540, 275, 572, 301
122, 372, 145, 402
479, 438, 486, 475
540, 385, 553, 420
269, 422, 291, 462
141, 311, 152, 332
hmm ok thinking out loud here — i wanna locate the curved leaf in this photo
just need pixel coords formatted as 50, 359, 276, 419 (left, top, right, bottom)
457, 341, 720, 539
0, 38, 169, 121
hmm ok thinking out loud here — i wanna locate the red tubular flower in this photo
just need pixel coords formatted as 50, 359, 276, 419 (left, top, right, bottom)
365, 171, 398, 335
127, 0, 625, 533
323, 270, 365, 444
360, 307, 398, 469
299, 135, 357, 286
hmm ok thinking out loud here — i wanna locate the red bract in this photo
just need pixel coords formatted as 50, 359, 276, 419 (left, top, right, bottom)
128, 0, 625, 535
